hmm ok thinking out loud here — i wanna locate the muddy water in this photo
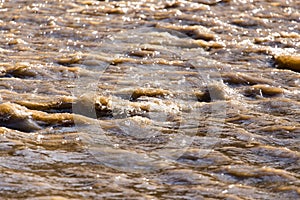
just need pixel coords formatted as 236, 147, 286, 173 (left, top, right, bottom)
0, 0, 299, 199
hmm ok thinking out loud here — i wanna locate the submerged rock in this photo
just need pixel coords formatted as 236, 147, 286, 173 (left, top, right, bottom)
275, 54, 300, 72
243, 84, 284, 98
130, 88, 171, 100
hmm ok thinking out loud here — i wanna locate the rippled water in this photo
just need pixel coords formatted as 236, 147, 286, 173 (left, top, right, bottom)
0, 0, 299, 199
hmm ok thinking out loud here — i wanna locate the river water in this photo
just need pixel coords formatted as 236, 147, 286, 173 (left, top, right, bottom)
0, 0, 299, 199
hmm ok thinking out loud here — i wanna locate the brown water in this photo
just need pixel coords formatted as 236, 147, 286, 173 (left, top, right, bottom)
0, 0, 299, 199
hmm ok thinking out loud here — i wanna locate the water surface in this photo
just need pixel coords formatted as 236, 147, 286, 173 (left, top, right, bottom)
0, 0, 299, 199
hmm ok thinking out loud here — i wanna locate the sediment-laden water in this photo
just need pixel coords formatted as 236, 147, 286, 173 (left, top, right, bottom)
0, 0, 299, 199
